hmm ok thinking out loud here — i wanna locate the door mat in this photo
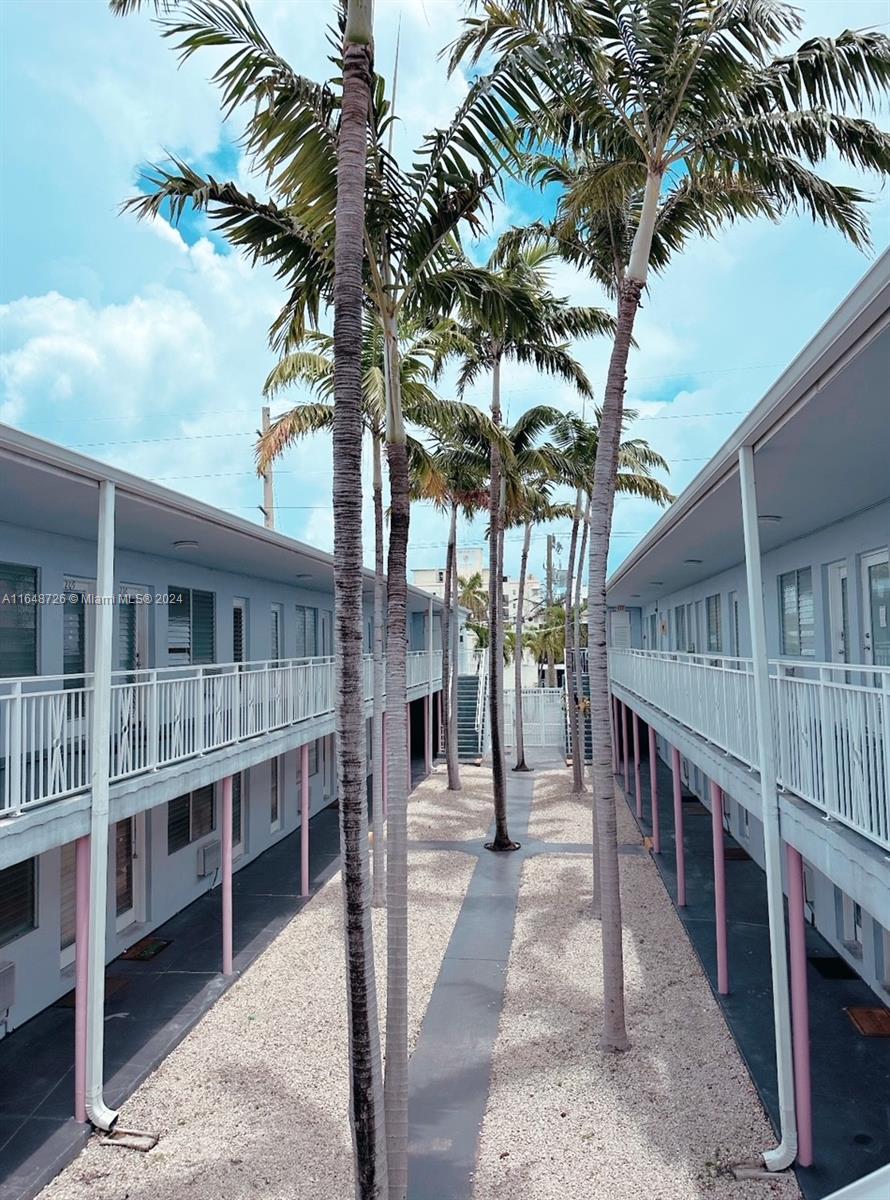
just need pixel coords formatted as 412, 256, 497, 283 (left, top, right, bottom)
56, 976, 129, 1008
121, 937, 172, 962
846, 1007, 890, 1037
808, 955, 858, 980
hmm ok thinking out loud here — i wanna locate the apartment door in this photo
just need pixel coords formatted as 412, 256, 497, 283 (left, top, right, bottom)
862, 549, 890, 668
115, 813, 146, 932
827, 562, 850, 665
118, 584, 150, 673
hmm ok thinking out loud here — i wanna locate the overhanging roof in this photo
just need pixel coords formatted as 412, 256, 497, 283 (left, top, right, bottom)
607, 250, 890, 609
0, 423, 442, 608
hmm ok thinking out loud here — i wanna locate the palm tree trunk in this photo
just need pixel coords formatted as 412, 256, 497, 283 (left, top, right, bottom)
586, 279, 644, 1054
371, 431, 386, 908
450, 522, 461, 772
486, 355, 516, 850
565, 490, 583, 793
442, 503, 461, 789
333, 17, 388, 1196
575, 497, 598, 915
513, 520, 532, 771
382, 310, 410, 1199
587, 168, 661, 1052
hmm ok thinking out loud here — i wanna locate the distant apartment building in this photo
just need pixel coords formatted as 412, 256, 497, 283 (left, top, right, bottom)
413, 546, 545, 627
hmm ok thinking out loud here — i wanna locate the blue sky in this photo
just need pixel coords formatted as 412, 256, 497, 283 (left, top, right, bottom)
1, 0, 889, 587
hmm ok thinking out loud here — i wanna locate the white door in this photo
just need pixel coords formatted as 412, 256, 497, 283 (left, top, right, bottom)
861, 549, 889, 669
827, 562, 850, 665
609, 609, 631, 649
115, 813, 146, 932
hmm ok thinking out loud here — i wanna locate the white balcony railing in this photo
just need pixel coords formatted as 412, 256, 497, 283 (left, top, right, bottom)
607, 648, 890, 852
0, 650, 442, 818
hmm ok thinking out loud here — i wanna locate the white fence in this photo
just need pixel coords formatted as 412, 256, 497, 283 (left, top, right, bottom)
1, 650, 441, 817
609, 648, 890, 852
503, 687, 566, 750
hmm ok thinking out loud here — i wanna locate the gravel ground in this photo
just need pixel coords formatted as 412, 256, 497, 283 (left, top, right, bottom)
410, 762, 495, 843
41, 768, 481, 1200
473, 769, 801, 1200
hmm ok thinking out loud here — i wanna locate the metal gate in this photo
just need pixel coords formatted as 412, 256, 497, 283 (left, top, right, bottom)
503, 687, 566, 749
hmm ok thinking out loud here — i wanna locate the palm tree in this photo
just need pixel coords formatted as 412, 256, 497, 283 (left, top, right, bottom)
411, 443, 491, 791
457, 572, 487, 621
257, 315, 482, 904
454, 0, 890, 1058
554, 411, 671, 792
505, 481, 575, 772
447, 238, 613, 851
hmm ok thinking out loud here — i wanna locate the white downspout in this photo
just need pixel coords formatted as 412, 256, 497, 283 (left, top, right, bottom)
85, 480, 119, 1131
427, 595, 434, 767
738, 445, 797, 1171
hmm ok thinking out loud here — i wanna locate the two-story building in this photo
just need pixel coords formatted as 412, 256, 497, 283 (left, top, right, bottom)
0, 424, 444, 1137
605, 249, 889, 1181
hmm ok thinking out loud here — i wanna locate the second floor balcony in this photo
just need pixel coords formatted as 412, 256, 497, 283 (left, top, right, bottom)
0, 650, 443, 818
605, 648, 890, 853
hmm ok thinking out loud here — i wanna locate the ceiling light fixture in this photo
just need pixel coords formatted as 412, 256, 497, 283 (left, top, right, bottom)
650, 580, 664, 586
172, 540, 199, 550
684, 558, 703, 564
758, 514, 782, 523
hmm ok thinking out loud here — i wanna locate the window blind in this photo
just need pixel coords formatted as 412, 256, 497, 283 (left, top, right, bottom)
0, 563, 37, 678
60, 842, 76, 952
232, 774, 243, 845
706, 595, 722, 653
0, 858, 36, 948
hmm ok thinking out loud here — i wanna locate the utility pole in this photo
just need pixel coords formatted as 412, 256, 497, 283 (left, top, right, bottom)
260, 406, 274, 530
545, 534, 555, 687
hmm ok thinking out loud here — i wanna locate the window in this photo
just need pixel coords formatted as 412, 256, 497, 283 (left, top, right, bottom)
168, 587, 215, 665
233, 599, 247, 664
232, 774, 243, 852
0, 563, 38, 678
270, 604, 283, 664
779, 568, 814, 658
294, 605, 318, 658
673, 605, 687, 653
728, 591, 740, 656
706, 595, 722, 654
0, 858, 36, 947
836, 888, 864, 956
270, 757, 281, 832
167, 785, 216, 853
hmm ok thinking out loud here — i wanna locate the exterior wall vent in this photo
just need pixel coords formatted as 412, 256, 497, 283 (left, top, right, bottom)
197, 840, 221, 878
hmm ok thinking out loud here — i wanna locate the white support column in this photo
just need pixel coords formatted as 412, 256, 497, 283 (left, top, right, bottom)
85, 480, 118, 1130
426, 596, 434, 771
739, 445, 797, 1170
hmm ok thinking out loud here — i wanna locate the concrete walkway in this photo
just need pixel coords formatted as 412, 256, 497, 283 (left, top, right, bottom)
628, 745, 890, 1200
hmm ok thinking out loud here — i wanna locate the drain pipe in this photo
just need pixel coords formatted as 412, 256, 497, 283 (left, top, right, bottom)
738, 445, 796, 1171
85, 480, 119, 1131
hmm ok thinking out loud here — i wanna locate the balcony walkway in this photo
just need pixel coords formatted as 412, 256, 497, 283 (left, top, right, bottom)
0, 754, 429, 1200
627, 746, 890, 1200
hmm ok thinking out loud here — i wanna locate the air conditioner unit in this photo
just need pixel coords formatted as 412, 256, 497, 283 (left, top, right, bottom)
197, 840, 221, 878
0, 962, 15, 1015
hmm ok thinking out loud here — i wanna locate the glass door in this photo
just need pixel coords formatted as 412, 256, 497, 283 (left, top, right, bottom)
862, 549, 889, 671
115, 814, 145, 931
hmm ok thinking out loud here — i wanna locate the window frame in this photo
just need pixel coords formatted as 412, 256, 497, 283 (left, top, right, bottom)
167, 586, 216, 666
706, 594, 722, 655
0, 561, 39, 679
270, 756, 282, 833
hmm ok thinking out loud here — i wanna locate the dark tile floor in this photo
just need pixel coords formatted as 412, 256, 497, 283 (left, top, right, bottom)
0, 754, 428, 1200
629, 745, 890, 1200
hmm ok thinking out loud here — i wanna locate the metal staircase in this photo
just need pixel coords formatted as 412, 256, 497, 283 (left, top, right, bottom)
566, 649, 593, 764
456, 673, 482, 760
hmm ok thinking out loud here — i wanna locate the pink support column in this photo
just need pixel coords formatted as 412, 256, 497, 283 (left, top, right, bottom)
222, 775, 233, 976
671, 747, 686, 907
301, 742, 310, 897
408, 701, 414, 786
382, 715, 388, 819
648, 725, 660, 854
632, 710, 642, 818
611, 696, 618, 773
73, 836, 90, 1123
787, 844, 813, 1167
424, 694, 431, 775
622, 702, 630, 794
710, 780, 729, 995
